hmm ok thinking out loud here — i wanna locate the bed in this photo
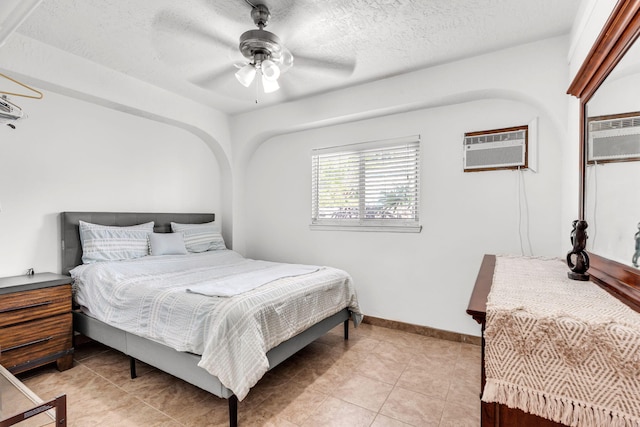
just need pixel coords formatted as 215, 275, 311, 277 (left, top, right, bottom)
60, 212, 361, 426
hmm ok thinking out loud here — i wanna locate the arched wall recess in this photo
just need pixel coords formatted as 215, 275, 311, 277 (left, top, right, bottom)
0, 67, 235, 247
230, 88, 565, 253
243, 88, 563, 163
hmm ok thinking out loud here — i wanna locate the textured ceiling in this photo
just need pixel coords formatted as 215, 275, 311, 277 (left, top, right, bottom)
15, 0, 581, 115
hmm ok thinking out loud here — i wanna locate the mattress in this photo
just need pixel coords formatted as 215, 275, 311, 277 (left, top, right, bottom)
71, 250, 361, 400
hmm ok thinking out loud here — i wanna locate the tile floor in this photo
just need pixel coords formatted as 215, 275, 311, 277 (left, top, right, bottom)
19, 323, 481, 426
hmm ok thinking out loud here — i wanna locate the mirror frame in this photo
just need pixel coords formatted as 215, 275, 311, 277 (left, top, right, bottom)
567, 0, 640, 311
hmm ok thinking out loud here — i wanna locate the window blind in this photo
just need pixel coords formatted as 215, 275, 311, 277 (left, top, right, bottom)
311, 136, 420, 231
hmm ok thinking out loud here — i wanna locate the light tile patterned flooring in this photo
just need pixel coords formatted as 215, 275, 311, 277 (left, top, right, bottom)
20, 323, 481, 426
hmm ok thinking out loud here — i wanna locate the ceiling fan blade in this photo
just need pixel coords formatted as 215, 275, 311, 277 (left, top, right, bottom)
153, 9, 237, 50
275, 79, 296, 100
271, 1, 324, 44
291, 53, 356, 76
189, 67, 234, 90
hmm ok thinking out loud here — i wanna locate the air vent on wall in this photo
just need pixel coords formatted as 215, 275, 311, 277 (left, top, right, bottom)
0, 96, 23, 121
588, 113, 640, 163
463, 125, 528, 172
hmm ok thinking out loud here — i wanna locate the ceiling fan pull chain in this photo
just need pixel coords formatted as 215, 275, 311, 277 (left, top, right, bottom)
255, 78, 259, 104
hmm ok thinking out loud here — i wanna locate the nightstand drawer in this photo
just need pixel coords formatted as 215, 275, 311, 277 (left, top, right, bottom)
0, 313, 72, 372
0, 284, 71, 327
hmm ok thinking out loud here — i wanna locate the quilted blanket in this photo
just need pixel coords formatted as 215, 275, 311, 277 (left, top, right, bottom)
71, 250, 361, 400
482, 256, 640, 427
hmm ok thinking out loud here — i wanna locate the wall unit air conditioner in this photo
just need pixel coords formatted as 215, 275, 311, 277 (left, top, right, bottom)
463, 125, 528, 172
588, 114, 640, 163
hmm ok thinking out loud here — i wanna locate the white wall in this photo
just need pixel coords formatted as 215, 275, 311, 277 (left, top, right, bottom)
0, 15, 590, 337
0, 91, 221, 276
245, 100, 562, 335
568, 0, 616, 79
241, 37, 569, 337
231, 36, 571, 255
0, 33, 236, 246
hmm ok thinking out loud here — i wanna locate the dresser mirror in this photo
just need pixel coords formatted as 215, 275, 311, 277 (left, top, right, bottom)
567, 0, 640, 310
584, 35, 640, 267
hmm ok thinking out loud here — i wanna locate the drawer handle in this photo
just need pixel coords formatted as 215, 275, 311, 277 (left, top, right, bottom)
3, 336, 53, 353
0, 300, 52, 314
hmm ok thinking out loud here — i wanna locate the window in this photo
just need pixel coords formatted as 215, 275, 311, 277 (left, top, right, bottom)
311, 135, 421, 232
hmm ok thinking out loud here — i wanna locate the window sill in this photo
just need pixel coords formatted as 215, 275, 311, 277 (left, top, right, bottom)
309, 224, 422, 233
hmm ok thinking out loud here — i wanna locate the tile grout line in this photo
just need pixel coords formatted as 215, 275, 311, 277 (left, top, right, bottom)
437, 345, 461, 426
373, 337, 417, 427
76, 358, 188, 426
41, 325, 479, 426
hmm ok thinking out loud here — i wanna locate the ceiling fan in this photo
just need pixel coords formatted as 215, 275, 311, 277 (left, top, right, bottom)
153, 1, 356, 96
234, 3, 292, 93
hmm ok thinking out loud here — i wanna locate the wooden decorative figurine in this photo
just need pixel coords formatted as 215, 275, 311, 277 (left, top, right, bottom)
567, 219, 590, 281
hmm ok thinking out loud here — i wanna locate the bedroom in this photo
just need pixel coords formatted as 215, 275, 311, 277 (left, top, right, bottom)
0, 0, 638, 426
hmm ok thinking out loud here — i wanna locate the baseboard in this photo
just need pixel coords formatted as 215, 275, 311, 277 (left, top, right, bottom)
362, 315, 481, 346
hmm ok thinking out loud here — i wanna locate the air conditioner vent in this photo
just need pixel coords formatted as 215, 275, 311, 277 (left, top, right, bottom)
590, 116, 640, 132
464, 126, 528, 172
588, 113, 640, 163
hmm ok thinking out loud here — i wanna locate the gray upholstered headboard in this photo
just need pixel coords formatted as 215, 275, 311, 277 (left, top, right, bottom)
60, 212, 215, 275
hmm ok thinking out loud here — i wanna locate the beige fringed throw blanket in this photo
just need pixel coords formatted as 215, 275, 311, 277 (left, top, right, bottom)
483, 256, 640, 427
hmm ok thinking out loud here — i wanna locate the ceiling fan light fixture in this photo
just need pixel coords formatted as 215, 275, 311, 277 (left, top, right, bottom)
261, 59, 280, 81
235, 64, 256, 87
262, 74, 280, 93
280, 49, 294, 69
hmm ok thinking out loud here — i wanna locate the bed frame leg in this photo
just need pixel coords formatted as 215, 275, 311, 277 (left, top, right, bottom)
130, 357, 137, 379
344, 319, 349, 340
228, 395, 238, 427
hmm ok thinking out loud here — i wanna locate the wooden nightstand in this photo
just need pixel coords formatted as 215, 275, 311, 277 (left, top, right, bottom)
0, 273, 74, 374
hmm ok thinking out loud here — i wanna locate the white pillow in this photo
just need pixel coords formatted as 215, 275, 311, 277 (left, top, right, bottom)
170, 221, 226, 253
148, 232, 188, 256
79, 220, 154, 263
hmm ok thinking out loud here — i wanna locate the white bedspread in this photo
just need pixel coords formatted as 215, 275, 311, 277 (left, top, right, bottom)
185, 261, 319, 297
71, 250, 361, 400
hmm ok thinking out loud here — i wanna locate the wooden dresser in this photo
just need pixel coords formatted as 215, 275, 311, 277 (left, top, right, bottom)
0, 273, 74, 374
